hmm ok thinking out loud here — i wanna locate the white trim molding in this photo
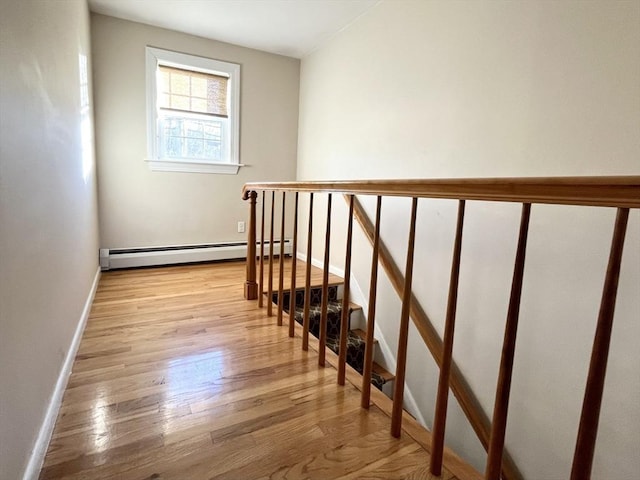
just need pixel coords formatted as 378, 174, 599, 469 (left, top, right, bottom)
146, 158, 244, 175
23, 267, 101, 480
145, 46, 241, 174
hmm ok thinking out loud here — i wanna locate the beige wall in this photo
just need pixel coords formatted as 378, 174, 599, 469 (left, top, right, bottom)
0, 0, 100, 478
298, 1, 639, 478
91, 14, 299, 249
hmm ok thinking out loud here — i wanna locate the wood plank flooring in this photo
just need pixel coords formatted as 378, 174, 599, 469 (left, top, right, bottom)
40, 260, 479, 479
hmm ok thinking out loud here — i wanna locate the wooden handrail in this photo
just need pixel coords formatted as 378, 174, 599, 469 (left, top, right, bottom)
242, 176, 639, 208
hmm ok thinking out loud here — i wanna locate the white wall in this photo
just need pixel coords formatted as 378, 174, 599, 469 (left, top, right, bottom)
0, 0, 100, 478
91, 14, 299, 249
297, 1, 639, 478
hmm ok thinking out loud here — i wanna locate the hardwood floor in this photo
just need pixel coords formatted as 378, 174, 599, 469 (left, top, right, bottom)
40, 260, 478, 479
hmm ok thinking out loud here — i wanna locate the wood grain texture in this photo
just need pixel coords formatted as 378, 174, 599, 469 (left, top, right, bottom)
242, 176, 640, 208
39, 261, 480, 480
350, 195, 523, 480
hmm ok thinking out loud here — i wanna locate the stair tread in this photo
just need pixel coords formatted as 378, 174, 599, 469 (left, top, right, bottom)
372, 362, 395, 382
347, 302, 363, 312
262, 279, 343, 294
289, 300, 361, 312
260, 258, 344, 293
351, 328, 378, 344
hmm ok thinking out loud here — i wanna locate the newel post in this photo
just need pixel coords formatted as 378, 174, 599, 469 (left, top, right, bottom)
244, 190, 258, 300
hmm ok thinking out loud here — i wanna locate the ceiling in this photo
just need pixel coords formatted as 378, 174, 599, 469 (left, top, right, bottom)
88, 0, 379, 58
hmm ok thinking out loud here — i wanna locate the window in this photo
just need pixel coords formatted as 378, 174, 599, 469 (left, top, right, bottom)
146, 47, 241, 174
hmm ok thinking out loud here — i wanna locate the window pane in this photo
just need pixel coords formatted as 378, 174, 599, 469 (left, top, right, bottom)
186, 137, 203, 158
159, 115, 225, 161
205, 140, 220, 160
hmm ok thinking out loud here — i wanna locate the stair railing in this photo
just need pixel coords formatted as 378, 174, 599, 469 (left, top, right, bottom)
242, 176, 639, 480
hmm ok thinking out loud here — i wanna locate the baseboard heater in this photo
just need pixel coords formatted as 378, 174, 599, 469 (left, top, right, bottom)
99, 240, 291, 271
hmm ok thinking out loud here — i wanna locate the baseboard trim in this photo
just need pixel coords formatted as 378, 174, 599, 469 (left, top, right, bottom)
103, 240, 291, 270
22, 266, 101, 480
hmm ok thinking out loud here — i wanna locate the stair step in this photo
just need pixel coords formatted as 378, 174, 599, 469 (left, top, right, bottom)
351, 328, 377, 345
372, 362, 395, 383
264, 278, 392, 391
275, 285, 340, 311
292, 300, 343, 337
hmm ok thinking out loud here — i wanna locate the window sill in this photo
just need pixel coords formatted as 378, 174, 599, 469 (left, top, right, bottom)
146, 159, 244, 175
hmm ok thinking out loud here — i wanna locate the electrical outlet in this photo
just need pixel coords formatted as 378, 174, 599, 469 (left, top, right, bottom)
237, 221, 245, 233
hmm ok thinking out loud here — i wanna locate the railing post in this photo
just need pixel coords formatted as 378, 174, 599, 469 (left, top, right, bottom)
430, 199, 466, 476
391, 197, 419, 437
361, 196, 382, 407
302, 193, 314, 351
258, 191, 265, 307
571, 207, 629, 480
277, 192, 287, 326
267, 191, 275, 316
338, 194, 355, 385
244, 190, 258, 300
319, 193, 332, 367
486, 203, 531, 480
289, 192, 299, 338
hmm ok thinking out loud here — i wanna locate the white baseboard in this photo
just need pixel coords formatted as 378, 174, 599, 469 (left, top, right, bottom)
296, 251, 428, 427
22, 267, 101, 480
102, 241, 291, 270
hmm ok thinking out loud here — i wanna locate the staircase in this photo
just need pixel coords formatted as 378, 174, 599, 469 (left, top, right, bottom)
269, 280, 395, 393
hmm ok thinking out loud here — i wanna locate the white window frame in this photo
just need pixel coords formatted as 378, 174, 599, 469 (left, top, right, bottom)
145, 47, 241, 174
